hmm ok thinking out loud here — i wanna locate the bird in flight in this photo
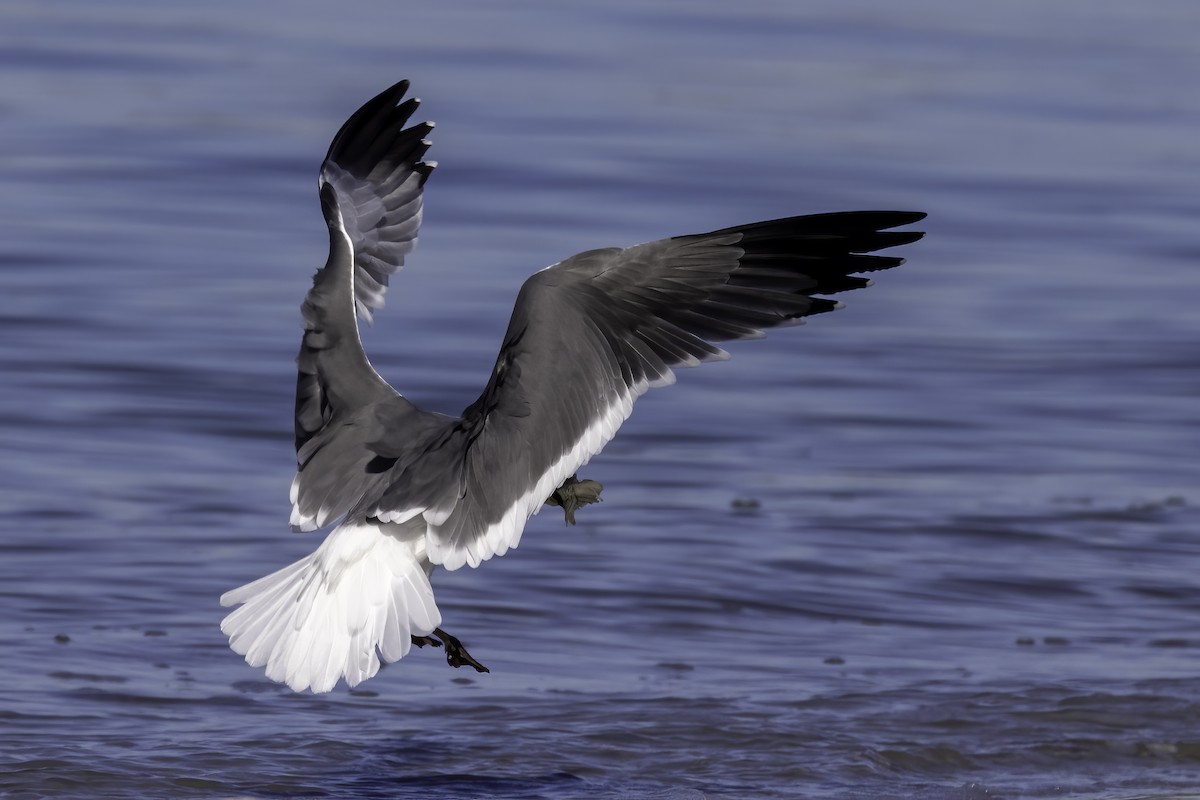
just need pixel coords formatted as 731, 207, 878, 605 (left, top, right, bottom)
220, 80, 926, 693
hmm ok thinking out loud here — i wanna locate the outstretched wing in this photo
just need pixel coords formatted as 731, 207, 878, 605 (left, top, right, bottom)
291, 80, 437, 530
370, 211, 926, 569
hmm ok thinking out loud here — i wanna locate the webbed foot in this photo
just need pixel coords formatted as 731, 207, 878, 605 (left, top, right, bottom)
545, 474, 603, 525
412, 628, 489, 673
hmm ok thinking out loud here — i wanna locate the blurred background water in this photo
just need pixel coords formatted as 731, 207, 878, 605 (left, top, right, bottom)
2, 1, 1198, 798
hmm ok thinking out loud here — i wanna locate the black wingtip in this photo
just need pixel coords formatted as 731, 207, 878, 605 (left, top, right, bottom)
704, 210, 926, 242
856, 229, 925, 251
394, 95, 421, 122
324, 79, 428, 167
881, 210, 927, 228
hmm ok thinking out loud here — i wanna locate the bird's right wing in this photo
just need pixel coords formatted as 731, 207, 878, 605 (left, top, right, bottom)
366, 211, 926, 569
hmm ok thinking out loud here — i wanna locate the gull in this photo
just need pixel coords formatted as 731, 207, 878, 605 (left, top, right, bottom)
219, 79, 926, 693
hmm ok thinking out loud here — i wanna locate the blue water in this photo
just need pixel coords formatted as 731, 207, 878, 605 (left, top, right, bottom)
2, 1, 1199, 798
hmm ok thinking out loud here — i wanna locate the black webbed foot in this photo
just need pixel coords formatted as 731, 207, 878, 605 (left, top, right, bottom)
410, 635, 442, 650
412, 628, 489, 673
545, 474, 603, 525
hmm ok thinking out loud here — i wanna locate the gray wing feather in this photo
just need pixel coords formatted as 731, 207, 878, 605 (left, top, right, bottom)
375, 211, 925, 568
290, 81, 436, 529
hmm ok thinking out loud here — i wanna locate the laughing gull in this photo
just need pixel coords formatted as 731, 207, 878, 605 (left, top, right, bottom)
219, 80, 926, 693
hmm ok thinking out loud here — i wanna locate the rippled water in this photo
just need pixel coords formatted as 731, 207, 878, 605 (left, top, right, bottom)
3, 1, 1199, 798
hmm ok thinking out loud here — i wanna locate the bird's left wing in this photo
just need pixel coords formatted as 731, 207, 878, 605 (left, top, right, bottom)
291, 81, 436, 530
366, 211, 925, 569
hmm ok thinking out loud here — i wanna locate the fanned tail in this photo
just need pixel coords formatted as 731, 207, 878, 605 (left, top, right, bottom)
219, 520, 441, 693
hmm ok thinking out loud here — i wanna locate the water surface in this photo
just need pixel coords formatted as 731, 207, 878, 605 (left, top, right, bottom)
2, 1, 1199, 798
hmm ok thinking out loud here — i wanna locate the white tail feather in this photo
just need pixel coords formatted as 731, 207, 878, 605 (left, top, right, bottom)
220, 519, 441, 693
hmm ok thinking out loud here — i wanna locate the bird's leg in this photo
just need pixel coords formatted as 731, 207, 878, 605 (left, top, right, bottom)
411, 628, 489, 673
545, 473, 603, 525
